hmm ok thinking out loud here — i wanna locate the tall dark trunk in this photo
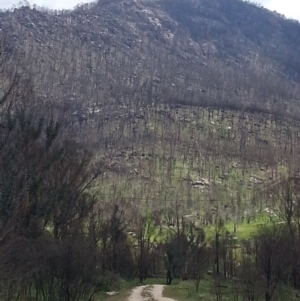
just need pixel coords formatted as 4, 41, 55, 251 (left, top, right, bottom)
215, 233, 220, 275
166, 269, 172, 285
265, 291, 271, 301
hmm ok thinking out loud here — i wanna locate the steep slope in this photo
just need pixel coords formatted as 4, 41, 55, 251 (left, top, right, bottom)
159, 0, 300, 78
1, 0, 300, 232
0, 0, 299, 117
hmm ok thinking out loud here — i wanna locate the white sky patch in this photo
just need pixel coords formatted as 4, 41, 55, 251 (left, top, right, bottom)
0, 0, 86, 10
257, 0, 300, 21
0, 0, 299, 21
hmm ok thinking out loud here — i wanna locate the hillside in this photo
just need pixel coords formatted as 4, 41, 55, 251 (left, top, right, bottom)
2, 1, 300, 299
0, 0, 300, 217
0, 0, 299, 117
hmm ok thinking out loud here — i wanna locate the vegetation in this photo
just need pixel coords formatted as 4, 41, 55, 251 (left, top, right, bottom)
1, 0, 300, 300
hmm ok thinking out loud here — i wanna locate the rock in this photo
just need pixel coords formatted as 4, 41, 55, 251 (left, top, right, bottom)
219, 174, 229, 180
249, 175, 264, 184
191, 178, 210, 187
106, 291, 119, 296
201, 178, 210, 185
184, 214, 195, 219
263, 208, 277, 217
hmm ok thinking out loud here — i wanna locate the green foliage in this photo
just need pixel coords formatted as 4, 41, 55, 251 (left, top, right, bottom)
2, 3, 300, 300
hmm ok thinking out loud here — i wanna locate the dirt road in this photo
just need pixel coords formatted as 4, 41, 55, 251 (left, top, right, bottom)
128, 285, 176, 301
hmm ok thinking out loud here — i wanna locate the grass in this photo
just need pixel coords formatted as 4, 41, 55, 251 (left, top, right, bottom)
163, 278, 213, 301
93, 105, 300, 301
93, 101, 290, 210
204, 213, 280, 245
100, 275, 297, 301
87, 107, 300, 301
163, 278, 296, 301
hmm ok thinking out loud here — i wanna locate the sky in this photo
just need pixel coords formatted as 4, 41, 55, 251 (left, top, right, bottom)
0, 0, 299, 21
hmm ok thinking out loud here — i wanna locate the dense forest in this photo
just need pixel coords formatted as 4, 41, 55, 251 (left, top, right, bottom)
1, 0, 300, 300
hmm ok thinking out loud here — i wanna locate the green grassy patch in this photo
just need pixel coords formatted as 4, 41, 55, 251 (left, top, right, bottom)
163, 278, 221, 301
